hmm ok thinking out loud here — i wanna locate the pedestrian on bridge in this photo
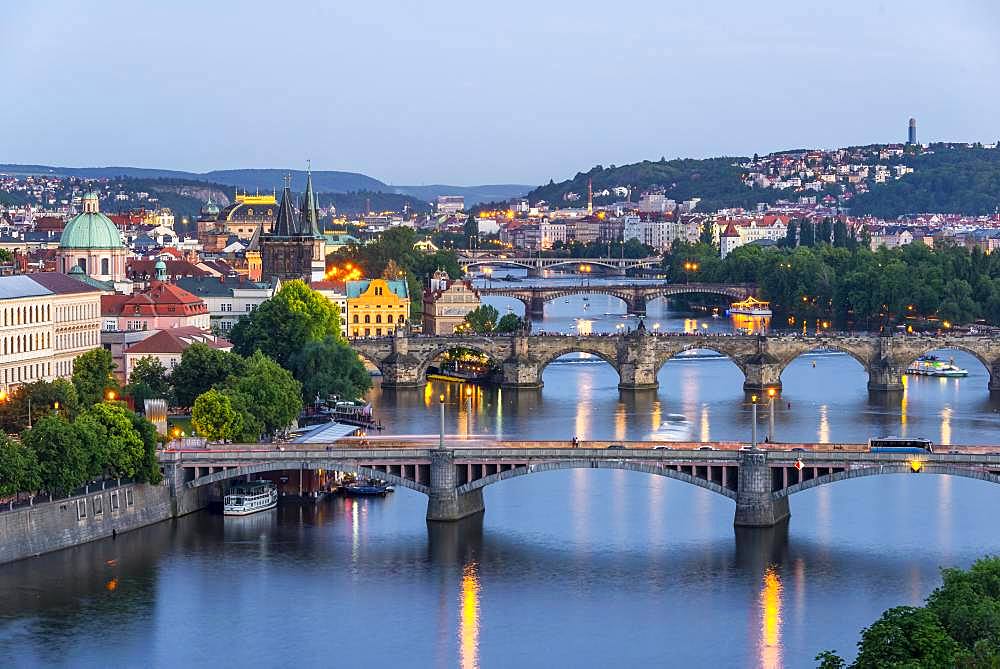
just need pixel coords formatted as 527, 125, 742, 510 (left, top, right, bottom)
572, 436, 579, 448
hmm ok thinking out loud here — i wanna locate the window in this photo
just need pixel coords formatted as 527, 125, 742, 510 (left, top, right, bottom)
77, 499, 87, 520
245, 304, 252, 312
78, 258, 87, 272
399, 315, 405, 324
93, 495, 103, 516
353, 315, 359, 324
110, 490, 120, 511
364, 315, 370, 324
101, 258, 109, 275
364, 328, 371, 337
125, 488, 134, 507
376, 328, 382, 336
375, 315, 382, 324
387, 314, 393, 323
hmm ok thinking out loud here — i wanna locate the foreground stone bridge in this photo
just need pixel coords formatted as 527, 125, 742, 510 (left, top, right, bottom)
352, 331, 1000, 392
476, 281, 753, 317
160, 444, 1000, 527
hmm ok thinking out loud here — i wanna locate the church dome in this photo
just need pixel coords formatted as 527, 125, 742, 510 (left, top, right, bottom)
59, 192, 124, 249
201, 198, 220, 217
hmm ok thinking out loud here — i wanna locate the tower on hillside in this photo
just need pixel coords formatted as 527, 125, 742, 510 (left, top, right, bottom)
908, 117, 917, 145
587, 178, 593, 215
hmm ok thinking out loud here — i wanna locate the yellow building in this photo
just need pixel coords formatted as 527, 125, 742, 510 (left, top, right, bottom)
346, 278, 410, 338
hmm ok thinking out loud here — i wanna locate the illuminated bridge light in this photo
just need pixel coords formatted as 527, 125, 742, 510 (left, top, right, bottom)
910, 460, 923, 473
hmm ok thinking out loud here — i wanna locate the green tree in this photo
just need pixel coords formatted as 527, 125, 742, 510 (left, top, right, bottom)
288, 336, 372, 403
191, 389, 240, 443
72, 348, 120, 407
699, 220, 715, 245
462, 305, 500, 333
221, 389, 264, 442
784, 220, 798, 248
926, 557, 1000, 654
77, 403, 146, 479
833, 220, 848, 248
169, 343, 245, 408
0, 379, 79, 433
818, 218, 834, 245
0, 248, 13, 263
128, 411, 162, 484
222, 351, 302, 436
0, 431, 40, 496
851, 606, 960, 668
229, 280, 341, 368
22, 415, 89, 495
126, 356, 173, 409
495, 313, 525, 333
799, 220, 816, 247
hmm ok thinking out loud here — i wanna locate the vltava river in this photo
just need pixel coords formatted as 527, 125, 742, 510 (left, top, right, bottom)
1, 293, 998, 668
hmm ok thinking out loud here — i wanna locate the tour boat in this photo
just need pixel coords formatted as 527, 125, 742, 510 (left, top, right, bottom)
224, 481, 278, 516
906, 355, 968, 378
727, 296, 772, 317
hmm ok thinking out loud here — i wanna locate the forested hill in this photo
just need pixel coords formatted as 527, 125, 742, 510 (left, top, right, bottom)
529, 144, 1000, 217
527, 157, 779, 213
850, 145, 1000, 217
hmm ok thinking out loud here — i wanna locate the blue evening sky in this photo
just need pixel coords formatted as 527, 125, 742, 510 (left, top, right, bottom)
0, 1, 997, 185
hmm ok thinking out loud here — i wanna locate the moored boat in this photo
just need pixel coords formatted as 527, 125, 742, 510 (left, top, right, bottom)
224, 480, 278, 516
342, 479, 390, 496
727, 296, 772, 317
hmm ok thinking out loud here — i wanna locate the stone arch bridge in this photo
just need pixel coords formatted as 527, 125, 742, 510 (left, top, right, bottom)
477, 282, 753, 317
351, 332, 1000, 392
160, 445, 1000, 527
456, 255, 661, 277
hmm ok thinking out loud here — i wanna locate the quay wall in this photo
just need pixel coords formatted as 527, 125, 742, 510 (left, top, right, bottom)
0, 482, 208, 565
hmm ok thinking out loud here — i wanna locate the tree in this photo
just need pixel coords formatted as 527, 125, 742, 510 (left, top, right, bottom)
0, 379, 79, 433
222, 351, 302, 436
22, 415, 89, 495
191, 389, 240, 443
169, 343, 245, 408
221, 389, 264, 443
0, 431, 40, 496
382, 258, 405, 280
72, 348, 120, 407
799, 220, 816, 247
462, 305, 500, 333
77, 403, 146, 479
926, 557, 1000, 654
699, 220, 715, 246
288, 336, 372, 403
126, 356, 173, 409
851, 606, 960, 668
495, 313, 525, 333
229, 280, 341, 368
833, 220, 848, 248
818, 218, 834, 245
128, 411, 162, 484
784, 220, 798, 248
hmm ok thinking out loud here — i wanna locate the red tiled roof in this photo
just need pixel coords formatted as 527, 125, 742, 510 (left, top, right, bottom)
125, 327, 230, 355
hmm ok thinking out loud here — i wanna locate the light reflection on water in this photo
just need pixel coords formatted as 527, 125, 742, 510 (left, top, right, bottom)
459, 562, 480, 669
760, 566, 783, 669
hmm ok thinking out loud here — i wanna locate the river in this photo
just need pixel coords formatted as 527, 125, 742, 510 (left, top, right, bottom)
1, 291, 999, 668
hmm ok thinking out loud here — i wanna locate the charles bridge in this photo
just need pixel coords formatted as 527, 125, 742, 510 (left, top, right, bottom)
351, 330, 1000, 393
475, 281, 753, 317
159, 442, 1000, 527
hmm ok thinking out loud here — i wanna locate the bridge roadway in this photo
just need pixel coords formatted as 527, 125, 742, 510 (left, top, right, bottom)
159, 439, 1000, 528
474, 281, 753, 317
456, 254, 660, 276
351, 331, 1000, 393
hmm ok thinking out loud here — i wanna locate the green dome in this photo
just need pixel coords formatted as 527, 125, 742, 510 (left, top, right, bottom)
59, 211, 124, 249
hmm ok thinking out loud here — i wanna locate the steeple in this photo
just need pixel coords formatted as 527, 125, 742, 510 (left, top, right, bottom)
299, 162, 322, 238
273, 178, 298, 236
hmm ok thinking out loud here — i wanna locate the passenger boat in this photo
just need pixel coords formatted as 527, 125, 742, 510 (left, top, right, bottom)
906, 355, 968, 378
224, 480, 278, 516
342, 479, 390, 496
727, 296, 772, 317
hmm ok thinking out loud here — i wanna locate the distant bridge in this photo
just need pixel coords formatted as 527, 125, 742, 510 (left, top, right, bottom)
351, 332, 1000, 393
475, 281, 754, 317
456, 254, 661, 276
160, 443, 1000, 527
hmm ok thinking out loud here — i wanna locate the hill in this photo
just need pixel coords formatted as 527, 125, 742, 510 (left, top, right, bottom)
0, 164, 529, 206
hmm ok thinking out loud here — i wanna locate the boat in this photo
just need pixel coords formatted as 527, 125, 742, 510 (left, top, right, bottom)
906, 355, 968, 378
342, 479, 390, 496
727, 296, 772, 316
224, 480, 278, 516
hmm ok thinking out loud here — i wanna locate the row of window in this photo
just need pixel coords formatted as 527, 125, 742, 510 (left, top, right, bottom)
56, 330, 98, 350
76, 488, 135, 521
2, 361, 51, 385
55, 303, 98, 322
2, 303, 51, 327
351, 327, 396, 338
1, 331, 51, 356
352, 313, 404, 325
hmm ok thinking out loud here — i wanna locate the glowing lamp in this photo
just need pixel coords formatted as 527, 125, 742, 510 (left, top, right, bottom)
910, 460, 923, 473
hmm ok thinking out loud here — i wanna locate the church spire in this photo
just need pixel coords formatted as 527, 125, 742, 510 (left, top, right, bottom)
273, 175, 297, 236
300, 161, 322, 238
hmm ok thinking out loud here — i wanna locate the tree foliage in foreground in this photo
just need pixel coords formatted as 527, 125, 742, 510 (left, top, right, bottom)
817, 556, 1000, 667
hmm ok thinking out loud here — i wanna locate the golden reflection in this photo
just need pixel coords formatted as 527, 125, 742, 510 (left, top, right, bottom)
818, 404, 829, 444
575, 318, 593, 335
731, 313, 770, 334
700, 404, 710, 443
900, 374, 908, 427
940, 406, 952, 446
575, 373, 593, 439
459, 562, 481, 669
423, 380, 434, 407
614, 401, 627, 441
651, 399, 662, 434
760, 566, 783, 669
683, 318, 698, 334
351, 499, 360, 564
105, 578, 118, 592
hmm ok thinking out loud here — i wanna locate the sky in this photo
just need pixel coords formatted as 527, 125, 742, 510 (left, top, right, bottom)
1, 1, 998, 186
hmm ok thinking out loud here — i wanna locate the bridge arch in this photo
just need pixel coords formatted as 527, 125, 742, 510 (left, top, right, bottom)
535, 345, 623, 381
775, 344, 873, 381
454, 459, 737, 499
539, 289, 632, 311
185, 461, 431, 495
653, 343, 751, 377
776, 463, 1000, 498
462, 259, 534, 272
354, 350, 387, 376
415, 340, 506, 382
898, 345, 995, 379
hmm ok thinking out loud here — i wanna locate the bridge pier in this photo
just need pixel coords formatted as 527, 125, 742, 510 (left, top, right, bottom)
528, 296, 546, 319
734, 450, 789, 527
742, 362, 782, 395
426, 449, 485, 522
867, 361, 904, 392
626, 295, 647, 316
990, 364, 1000, 393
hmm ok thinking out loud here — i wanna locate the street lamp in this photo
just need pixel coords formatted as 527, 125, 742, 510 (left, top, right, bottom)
767, 387, 777, 442
438, 393, 446, 449
465, 386, 473, 435
750, 394, 759, 449
105, 389, 117, 402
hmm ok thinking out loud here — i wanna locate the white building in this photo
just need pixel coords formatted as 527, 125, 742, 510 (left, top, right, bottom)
173, 276, 280, 333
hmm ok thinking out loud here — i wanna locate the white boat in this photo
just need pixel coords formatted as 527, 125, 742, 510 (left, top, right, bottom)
728, 296, 772, 317
906, 355, 968, 378
224, 480, 278, 516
